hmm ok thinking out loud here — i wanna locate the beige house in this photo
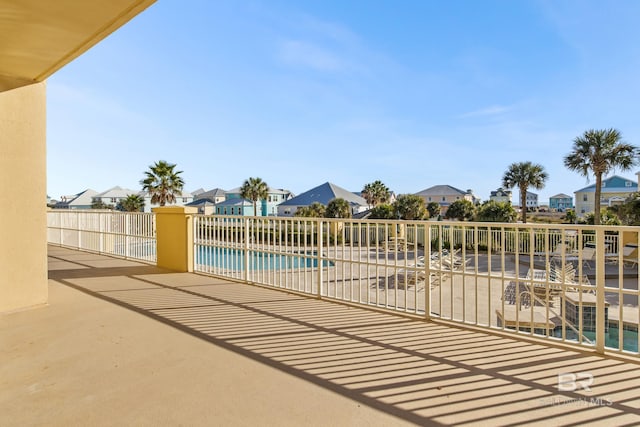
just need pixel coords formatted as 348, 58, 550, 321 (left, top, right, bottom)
415, 185, 478, 214
574, 175, 638, 217
1, 1, 156, 313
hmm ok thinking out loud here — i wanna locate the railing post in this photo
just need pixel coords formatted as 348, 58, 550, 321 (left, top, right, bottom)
425, 224, 431, 320
244, 218, 250, 282
317, 219, 323, 298
99, 212, 104, 254
124, 213, 131, 259
595, 227, 606, 353
76, 210, 80, 250
153, 206, 197, 272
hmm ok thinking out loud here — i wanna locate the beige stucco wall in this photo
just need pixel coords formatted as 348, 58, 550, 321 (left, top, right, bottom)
0, 82, 48, 312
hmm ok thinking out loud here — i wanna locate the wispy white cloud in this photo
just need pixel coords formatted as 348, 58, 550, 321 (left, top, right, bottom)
278, 40, 347, 71
458, 104, 512, 118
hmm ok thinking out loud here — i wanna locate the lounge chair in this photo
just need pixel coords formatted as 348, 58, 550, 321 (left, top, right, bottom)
557, 246, 596, 270
549, 243, 579, 263
606, 243, 639, 267
525, 262, 592, 304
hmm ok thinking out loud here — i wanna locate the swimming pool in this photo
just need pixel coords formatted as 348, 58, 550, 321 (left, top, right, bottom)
557, 327, 638, 352
195, 246, 330, 271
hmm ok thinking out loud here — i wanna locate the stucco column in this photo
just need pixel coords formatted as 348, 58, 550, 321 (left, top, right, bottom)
0, 83, 48, 313
153, 206, 197, 272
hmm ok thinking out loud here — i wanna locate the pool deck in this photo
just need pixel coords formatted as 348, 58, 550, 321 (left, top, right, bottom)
1, 246, 640, 426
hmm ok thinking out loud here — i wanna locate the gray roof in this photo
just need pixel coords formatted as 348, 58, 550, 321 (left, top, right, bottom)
575, 175, 637, 193
279, 182, 367, 207
227, 187, 292, 196
94, 186, 137, 198
415, 185, 468, 197
186, 199, 215, 207
54, 189, 98, 208
193, 188, 226, 202
216, 198, 252, 207
140, 190, 192, 198
490, 188, 511, 197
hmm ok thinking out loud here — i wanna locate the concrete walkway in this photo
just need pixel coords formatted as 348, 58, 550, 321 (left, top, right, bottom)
1, 246, 639, 426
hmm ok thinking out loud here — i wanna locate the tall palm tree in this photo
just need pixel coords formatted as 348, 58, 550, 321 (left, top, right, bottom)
361, 181, 391, 208
502, 161, 548, 223
141, 160, 184, 207
240, 177, 269, 217
564, 128, 639, 225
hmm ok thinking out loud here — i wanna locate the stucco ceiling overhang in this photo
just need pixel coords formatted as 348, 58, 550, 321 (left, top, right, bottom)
0, 0, 155, 92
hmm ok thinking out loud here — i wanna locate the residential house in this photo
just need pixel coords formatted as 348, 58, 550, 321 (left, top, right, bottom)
489, 188, 512, 204
574, 175, 638, 217
53, 189, 98, 209
187, 188, 227, 214
549, 193, 573, 212
141, 190, 193, 213
414, 185, 477, 214
92, 186, 138, 208
215, 198, 254, 216
525, 191, 539, 210
277, 182, 368, 217
192, 188, 226, 204
226, 187, 294, 216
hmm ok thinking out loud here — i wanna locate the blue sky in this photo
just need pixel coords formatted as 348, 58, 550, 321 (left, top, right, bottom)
47, 0, 640, 204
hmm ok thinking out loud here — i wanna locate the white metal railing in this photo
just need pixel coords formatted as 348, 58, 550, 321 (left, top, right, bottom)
194, 215, 640, 357
47, 210, 156, 263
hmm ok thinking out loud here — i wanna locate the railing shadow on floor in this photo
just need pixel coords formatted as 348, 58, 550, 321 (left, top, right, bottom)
48, 247, 640, 426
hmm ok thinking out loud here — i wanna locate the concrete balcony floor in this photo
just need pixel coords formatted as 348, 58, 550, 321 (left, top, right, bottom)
1, 246, 639, 426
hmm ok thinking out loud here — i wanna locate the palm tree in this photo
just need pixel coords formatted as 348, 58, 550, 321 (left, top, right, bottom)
361, 181, 391, 208
564, 128, 639, 225
240, 177, 269, 217
117, 194, 145, 212
141, 160, 184, 207
325, 198, 352, 218
502, 161, 548, 223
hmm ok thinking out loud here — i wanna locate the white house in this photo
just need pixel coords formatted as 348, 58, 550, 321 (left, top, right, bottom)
525, 191, 538, 209
53, 189, 98, 209
141, 190, 193, 212
489, 188, 512, 204
92, 186, 138, 208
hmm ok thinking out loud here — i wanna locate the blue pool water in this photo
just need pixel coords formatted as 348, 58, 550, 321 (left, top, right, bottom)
557, 327, 638, 352
196, 246, 331, 271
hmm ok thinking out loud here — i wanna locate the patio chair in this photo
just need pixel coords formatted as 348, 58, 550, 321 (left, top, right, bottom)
549, 243, 578, 263
603, 243, 638, 268
436, 248, 470, 271
558, 246, 596, 270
